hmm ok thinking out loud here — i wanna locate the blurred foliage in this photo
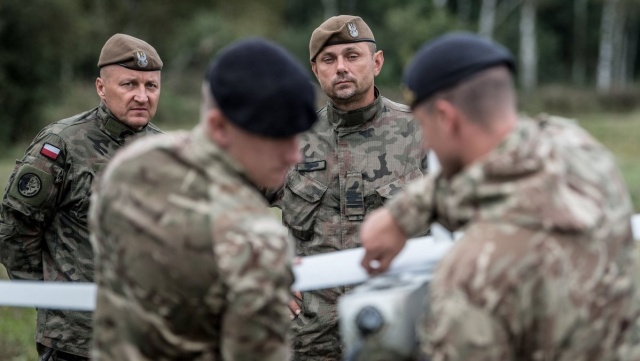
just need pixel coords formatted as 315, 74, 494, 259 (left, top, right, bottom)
0, 0, 639, 144
522, 85, 640, 114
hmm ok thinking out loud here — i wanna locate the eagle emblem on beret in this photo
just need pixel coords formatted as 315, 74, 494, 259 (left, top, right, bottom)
347, 22, 359, 38
135, 50, 148, 68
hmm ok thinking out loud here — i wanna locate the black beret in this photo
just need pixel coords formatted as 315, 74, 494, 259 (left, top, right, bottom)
403, 32, 515, 107
206, 38, 317, 138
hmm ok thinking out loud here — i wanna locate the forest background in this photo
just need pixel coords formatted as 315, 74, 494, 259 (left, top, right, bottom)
2, 0, 640, 143
1, 0, 640, 359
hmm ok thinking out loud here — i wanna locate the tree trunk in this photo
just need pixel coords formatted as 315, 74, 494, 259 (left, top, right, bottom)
612, 2, 627, 87
520, 0, 537, 92
433, 0, 448, 8
572, 0, 588, 86
597, 0, 619, 93
457, 0, 472, 23
495, 0, 522, 29
627, 10, 639, 83
479, 0, 497, 38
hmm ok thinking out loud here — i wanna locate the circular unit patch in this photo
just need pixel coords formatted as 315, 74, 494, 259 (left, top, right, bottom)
18, 173, 42, 198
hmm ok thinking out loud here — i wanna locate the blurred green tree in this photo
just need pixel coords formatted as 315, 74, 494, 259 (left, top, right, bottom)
0, 0, 94, 144
1, 0, 639, 146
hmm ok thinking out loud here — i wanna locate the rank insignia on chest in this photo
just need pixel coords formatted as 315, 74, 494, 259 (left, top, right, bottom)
296, 160, 326, 172
40, 143, 61, 160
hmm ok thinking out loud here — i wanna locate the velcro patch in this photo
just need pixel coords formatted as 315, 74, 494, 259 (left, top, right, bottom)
295, 160, 326, 172
17, 173, 41, 198
345, 172, 364, 220
8, 164, 55, 207
40, 143, 61, 160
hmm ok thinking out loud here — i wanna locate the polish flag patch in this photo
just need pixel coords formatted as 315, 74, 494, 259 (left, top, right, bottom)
40, 143, 61, 160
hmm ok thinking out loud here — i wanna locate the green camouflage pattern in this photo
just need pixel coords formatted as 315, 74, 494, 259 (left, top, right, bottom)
386, 115, 640, 360
90, 127, 295, 361
0, 103, 161, 357
270, 93, 428, 361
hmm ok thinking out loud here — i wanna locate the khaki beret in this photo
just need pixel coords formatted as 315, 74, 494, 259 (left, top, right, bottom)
309, 15, 375, 61
97, 33, 163, 71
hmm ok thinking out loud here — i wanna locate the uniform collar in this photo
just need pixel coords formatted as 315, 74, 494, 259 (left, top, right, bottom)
98, 102, 147, 143
327, 87, 382, 131
188, 124, 249, 182
433, 118, 564, 230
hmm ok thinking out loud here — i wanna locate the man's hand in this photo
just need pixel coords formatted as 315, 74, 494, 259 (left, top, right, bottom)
288, 291, 302, 320
289, 256, 302, 319
360, 207, 408, 275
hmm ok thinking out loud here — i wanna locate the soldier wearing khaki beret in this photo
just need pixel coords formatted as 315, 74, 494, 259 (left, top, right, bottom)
0, 33, 163, 361
267, 15, 430, 361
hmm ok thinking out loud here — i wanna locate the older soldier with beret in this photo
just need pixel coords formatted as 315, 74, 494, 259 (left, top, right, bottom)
89, 38, 317, 361
360, 32, 640, 360
267, 15, 428, 361
0, 33, 162, 360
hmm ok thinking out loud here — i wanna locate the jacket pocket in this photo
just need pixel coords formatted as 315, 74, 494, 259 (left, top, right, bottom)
281, 171, 327, 241
366, 167, 424, 211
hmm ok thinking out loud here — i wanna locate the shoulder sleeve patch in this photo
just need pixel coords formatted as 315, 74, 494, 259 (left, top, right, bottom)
40, 143, 61, 160
8, 164, 56, 207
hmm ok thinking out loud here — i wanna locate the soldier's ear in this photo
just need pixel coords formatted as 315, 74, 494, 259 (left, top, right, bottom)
311, 61, 320, 80
433, 99, 459, 138
207, 108, 231, 148
96, 77, 106, 100
373, 50, 384, 77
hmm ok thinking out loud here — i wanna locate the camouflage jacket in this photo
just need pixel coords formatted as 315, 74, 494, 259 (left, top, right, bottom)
0, 103, 161, 357
270, 92, 428, 360
90, 127, 295, 361
386, 115, 640, 360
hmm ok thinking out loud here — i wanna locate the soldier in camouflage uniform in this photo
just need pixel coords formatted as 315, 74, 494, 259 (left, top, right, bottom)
268, 15, 428, 361
89, 38, 317, 361
361, 33, 640, 360
0, 33, 163, 361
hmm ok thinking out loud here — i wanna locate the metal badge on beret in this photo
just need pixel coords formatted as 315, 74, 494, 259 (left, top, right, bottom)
135, 50, 148, 68
347, 22, 358, 38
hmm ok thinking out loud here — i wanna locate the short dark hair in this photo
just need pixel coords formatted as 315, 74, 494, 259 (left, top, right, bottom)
367, 42, 377, 55
423, 66, 516, 126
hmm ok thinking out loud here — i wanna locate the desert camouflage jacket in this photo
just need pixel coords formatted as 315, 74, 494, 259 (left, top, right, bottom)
0, 102, 160, 357
386, 115, 640, 360
270, 91, 428, 360
90, 127, 294, 361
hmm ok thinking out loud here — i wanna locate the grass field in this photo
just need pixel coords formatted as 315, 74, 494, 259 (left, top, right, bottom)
0, 155, 38, 361
0, 108, 638, 359
576, 111, 640, 209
